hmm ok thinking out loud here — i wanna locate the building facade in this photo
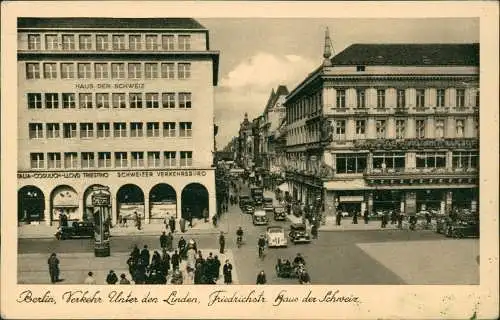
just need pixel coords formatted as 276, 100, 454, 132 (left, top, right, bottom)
284, 42, 479, 221
237, 113, 254, 169
17, 18, 220, 226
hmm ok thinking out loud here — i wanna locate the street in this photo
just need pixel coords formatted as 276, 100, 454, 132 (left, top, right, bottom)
18, 182, 479, 285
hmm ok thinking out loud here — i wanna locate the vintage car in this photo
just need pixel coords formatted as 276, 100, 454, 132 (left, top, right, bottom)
263, 197, 274, 210
273, 205, 286, 221
446, 220, 480, 238
55, 221, 94, 240
239, 195, 251, 209
252, 209, 269, 226
243, 204, 255, 215
266, 226, 288, 247
288, 223, 311, 244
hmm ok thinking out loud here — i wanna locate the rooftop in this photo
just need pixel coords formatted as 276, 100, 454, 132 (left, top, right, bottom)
18, 17, 206, 30
331, 43, 479, 66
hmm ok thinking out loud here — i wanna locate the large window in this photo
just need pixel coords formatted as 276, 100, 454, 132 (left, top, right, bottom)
456, 119, 465, 138
147, 151, 161, 168
376, 120, 386, 139
355, 120, 365, 136
28, 34, 41, 50
377, 89, 385, 108
61, 63, 75, 79
416, 152, 446, 169
64, 152, 78, 169
62, 93, 75, 108
30, 153, 44, 169
162, 35, 175, 50
179, 92, 191, 108
336, 153, 367, 174
129, 93, 143, 108
147, 122, 160, 137
416, 119, 425, 139
81, 152, 95, 168
96, 93, 110, 108
164, 151, 176, 167
130, 122, 143, 137
29, 123, 43, 139
334, 120, 345, 140
47, 153, 61, 169
145, 63, 158, 79
131, 152, 144, 167
395, 119, 405, 139
336, 89, 346, 108
112, 93, 126, 108
161, 63, 175, 79
97, 123, 110, 138
416, 89, 425, 108
435, 119, 445, 139
145, 35, 158, 50
26, 63, 40, 79
129, 35, 142, 50
452, 151, 478, 169
179, 122, 192, 137
46, 123, 60, 138
62, 35, 75, 50
45, 34, 58, 50
128, 63, 142, 79
456, 89, 465, 108
162, 92, 175, 108
178, 63, 191, 79
178, 35, 191, 50
180, 151, 193, 167
79, 93, 93, 108
163, 122, 176, 137
114, 152, 128, 168
112, 35, 125, 50
145, 93, 159, 108
96, 35, 109, 50
63, 123, 77, 138
43, 63, 57, 79
94, 63, 108, 79
356, 89, 366, 108
45, 93, 59, 109
396, 89, 406, 108
98, 152, 111, 168
111, 63, 125, 79
77, 63, 91, 79
436, 89, 445, 107
27, 93, 42, 109
113, 122, 127, 137
80, 123, 94, 138
373, 152, 405, 170
79, 35, 92, 50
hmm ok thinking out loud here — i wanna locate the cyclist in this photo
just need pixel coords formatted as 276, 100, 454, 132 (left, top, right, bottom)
236, 227, 244, 247
258, 234, 266, 257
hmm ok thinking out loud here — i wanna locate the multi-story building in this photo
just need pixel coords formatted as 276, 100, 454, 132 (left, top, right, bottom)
237, 113, 253, 169
285, 40, 479, 221
17, 17, 220, 226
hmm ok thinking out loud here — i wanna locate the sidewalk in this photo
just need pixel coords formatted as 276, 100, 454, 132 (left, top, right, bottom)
18, 217, 223, 239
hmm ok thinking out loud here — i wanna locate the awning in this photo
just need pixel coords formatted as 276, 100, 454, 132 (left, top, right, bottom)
278, 183, 289, 192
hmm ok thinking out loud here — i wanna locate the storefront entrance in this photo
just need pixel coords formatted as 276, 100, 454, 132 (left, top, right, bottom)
50, 185, 79, 225
416, 189, 443, 213
18, 185, 45, 223
116, 184, 145, 223
373, 190, 403, 212
149, 183, 177, 223
181, 183, 208, 219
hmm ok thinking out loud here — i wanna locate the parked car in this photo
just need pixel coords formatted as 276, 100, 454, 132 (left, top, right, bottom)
239, 195, 251, 209
274, 205, 286, 221
55, 221, 94, 240
263, 197, 274, 210
252, 209, 269, 226
243, 204, 255, 215
288, 223, 311, 244
266, 226, 287, 247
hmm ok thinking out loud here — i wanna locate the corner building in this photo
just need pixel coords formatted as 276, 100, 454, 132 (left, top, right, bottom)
17, 18, 220, 226
284, 43, 479, 221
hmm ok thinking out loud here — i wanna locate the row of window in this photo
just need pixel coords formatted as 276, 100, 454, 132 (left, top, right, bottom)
286, 151, 478, 174
288, 118, 476, 145
25, 62, 191, 80
28, 122, 193, 139
29, 151, 194, 169
27, 92, 191, 109
287, 88, 479, 124
26, 33, 192, 51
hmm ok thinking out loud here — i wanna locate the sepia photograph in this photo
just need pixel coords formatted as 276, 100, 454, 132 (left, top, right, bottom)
2, 1, 499, 319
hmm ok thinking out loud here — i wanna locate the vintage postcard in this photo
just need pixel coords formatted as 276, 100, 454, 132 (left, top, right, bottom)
1, 1, 498, 319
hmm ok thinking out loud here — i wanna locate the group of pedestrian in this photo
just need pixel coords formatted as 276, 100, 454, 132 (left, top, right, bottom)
126, 244, 174, 284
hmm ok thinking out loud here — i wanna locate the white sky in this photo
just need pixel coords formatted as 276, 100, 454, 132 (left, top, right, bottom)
198, 18, 479, 148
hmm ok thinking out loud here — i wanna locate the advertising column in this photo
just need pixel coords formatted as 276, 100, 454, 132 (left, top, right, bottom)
92, 187, 111, 257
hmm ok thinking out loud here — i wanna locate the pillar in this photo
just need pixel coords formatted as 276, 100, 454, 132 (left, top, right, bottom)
144, 197, 150, 224
44, 196, 51, 226
111, 194, 117, 226
400, 198, 405, 213
209, 192, 217, 219
444, 190, 452, 215
176, 191, 183, 220
325, 190, 336, 217
405, 191, 417, 215
365, 191, 373, 214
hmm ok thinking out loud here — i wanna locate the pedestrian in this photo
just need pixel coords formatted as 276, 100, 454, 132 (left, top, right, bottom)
135, 211, 141, 230
119, 273, 131, 284
178, 236, 187, 259
166, 231, 174, 251
214, 255, 221, 280
106, 270, 118, 284
171, 250, 180, 271
219, 232, 225, 254
203, 208, 209, 223
47, 253, 60, 284
84, 271, 96, 285
160, 231, 168, 250
364, 210, 369, 224
169, 216, 176, 234
162, 249, 171, 275
352, 211, 358, 224
397, 212, 404, 229
141, 245, 150, 267
127, 254, 137, 281
131, 244, 140, 260
336, 211, 342, 226
205, 252, 215, 281
223, 260, 233, 284
311, 224, 318, 239
256, 270, 267, 284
